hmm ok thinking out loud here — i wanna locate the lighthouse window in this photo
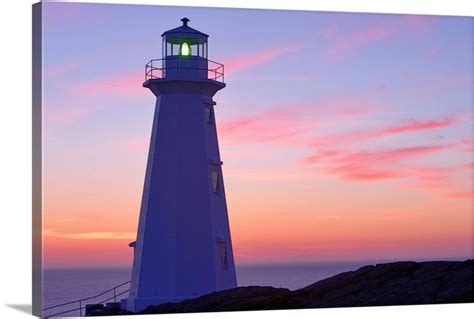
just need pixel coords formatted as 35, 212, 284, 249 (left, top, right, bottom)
191, 44, 198, 56
218, 242, 228, 269
211, 169, 219, 194
205, 107, 213, 124
211, 170, 219, 194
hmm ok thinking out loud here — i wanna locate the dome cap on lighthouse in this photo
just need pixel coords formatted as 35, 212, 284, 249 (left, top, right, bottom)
162, 17, 208, 44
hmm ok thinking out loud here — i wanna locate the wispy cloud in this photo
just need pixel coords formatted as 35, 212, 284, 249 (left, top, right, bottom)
463, 162, 474, 169
47, 218, 86, 224
43, 2, 89, 27
44, 229, 135, 240
223, 44, 302, 75
310, 116, 457, 147
404, 166, 454, 190
44, 104, 102, 125
443, 191, 474, 200
337, 146, 450, 181
305, 145, 452, 181
405, 74, 471, 96
219, 95, 376, 146
320, 15, 437, 63
321, 24, 393, 62
72, 70, 145, 98
127, 138, 150, 151
44, 70, 148, 126
44, 62, 80, 78
218, 103, 310, 146
460, 137, 474, 153
423, 47, 440, 59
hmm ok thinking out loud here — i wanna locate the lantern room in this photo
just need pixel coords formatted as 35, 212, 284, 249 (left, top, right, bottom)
145, 18, 224, 83
160, 18, 209, 80
162, 17, 208, 59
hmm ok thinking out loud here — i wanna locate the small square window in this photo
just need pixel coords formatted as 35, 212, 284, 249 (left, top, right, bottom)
205, 107, 213, 124
218, 242, 228, 269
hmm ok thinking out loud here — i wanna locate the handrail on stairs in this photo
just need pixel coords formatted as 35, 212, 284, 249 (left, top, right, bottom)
42, 280, 131, 318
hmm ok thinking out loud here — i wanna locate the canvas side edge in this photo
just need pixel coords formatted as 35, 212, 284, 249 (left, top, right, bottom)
32, 2, 43, 317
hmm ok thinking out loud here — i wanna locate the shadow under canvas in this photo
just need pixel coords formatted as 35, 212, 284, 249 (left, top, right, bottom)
6, 304, 32, 315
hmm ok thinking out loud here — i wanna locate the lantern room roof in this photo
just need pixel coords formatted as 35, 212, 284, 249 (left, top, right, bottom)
162, 18, 209, 44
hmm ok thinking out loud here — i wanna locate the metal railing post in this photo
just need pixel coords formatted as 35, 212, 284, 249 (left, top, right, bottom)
79, 300, 82, 317
114, 288, 117, 302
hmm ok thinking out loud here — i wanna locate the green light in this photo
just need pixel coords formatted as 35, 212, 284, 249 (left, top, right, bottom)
179, 42, 191, 56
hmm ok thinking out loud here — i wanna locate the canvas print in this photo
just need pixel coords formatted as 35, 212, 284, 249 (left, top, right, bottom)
32, 1, 473, 317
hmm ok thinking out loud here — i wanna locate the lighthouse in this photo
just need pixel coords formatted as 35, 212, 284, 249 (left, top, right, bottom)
122, 18, 237, 312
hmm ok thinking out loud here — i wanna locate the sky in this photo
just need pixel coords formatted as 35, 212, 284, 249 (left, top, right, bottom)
41, 2, 473, 268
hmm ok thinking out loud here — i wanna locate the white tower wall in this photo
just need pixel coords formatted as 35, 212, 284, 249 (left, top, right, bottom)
123, 79, 237, 312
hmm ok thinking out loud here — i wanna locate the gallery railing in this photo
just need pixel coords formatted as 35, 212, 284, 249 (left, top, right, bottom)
42, 280, 131, 318
145, 58, 224, 83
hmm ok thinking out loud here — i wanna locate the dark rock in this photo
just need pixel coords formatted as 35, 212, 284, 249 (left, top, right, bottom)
86, 303, 133, 316
87, 259, 473, 316
141, 259, 473, 314
141, 286, 293, 313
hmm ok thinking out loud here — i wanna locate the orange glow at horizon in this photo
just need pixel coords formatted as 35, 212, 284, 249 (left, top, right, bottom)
43, 164, 473, 267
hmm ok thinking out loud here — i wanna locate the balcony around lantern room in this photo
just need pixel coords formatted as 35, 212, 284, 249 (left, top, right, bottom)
144, 57, 224, 83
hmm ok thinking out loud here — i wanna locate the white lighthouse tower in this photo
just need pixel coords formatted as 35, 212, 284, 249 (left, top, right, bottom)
122, 18, 237, 312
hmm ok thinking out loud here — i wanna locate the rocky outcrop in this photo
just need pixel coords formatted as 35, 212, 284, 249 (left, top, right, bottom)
86, 259, 473, 316
291, 260, 473, 308
141, 260, 473, 314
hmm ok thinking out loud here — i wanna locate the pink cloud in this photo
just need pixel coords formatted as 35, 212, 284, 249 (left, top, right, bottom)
306, 145, 451, 181
311, 116, 457, 147
383, 117, 457, 134
321, 25, 393, 62
403, 15, 437, 36
463, 162, 474, 169
218, 104, 310, 146
44, 62, 80, 78
320, 15, 437, 63
375, 84, 389, 93
127, 138, 149, 151
223, 44, 302, 75
304, 114, 465, 193
404, 166, 453, 190
219, 95, 376, 146
318, 24, 339, 40
335, 145, 448, 164
460, 137, 474, 152
72, 70, 146, 98
220, 148, 273, 160
44, 104, 101, 125
423, 48, 440, 59
444, 191, 474, 200
44, 3, 88, 27
45, 70, 148, 126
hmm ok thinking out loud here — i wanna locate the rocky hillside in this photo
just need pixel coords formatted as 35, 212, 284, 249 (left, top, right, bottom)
87, 259, 473, 316
141, 260, 473, 314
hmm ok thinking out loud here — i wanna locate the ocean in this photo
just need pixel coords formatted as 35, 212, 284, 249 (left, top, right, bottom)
43, 262, 367, 317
